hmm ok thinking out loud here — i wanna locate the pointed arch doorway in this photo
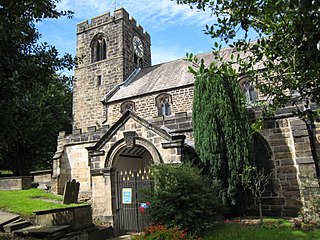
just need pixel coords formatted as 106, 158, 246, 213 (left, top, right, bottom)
112, 144, 154, 234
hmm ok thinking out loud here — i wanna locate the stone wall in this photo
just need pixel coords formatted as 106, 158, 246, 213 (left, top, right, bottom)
256, 118, 301, 217
245, 114, 320, 217
30, 170, 52, 187
34, 205, 93, 229
106, 86, 194, 126
290, 118, 320, 219
0, 176, 32, 190
73, 8, 151, 130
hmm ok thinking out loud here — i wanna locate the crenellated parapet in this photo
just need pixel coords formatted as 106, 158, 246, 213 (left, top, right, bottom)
56, 125, 110, 149
76, 8, 150, 41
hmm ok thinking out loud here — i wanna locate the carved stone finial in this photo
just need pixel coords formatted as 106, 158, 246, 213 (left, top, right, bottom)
124, 131, 136, 147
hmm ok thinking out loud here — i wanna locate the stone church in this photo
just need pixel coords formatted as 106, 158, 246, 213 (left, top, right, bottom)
51, 8, 319, 230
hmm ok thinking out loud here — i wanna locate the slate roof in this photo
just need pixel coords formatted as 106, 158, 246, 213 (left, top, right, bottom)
107, 48, 237, 103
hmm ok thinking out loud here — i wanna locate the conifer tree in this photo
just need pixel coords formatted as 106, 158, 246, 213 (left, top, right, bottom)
191, 60, 252, 207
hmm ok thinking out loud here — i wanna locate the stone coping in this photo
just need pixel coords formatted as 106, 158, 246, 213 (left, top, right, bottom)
0, 176, 32, 180
30, 170, 52, 175
14, 225, 71, 235
33, 204, 91, 215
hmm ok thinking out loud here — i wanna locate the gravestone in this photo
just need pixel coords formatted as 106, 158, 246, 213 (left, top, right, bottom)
63, 179, 80, 204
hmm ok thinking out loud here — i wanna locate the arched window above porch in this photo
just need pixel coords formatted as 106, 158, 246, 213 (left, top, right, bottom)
120, 101, 135, 114
155, 93, 172, 117
239, 78, 258, 104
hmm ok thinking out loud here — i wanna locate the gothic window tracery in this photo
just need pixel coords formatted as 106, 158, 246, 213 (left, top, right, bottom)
155, 94, 172, 117
242, 80, 258, 104
91, 34, 107, 63
121, 101, 135, 114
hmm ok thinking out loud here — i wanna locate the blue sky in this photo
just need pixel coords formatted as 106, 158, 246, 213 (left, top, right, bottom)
36, 0, 216, 66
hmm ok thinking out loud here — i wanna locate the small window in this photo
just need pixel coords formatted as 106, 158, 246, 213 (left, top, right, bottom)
91, 34, 108, 63
242, 81, 257, 104
121, 101, 135, 114
97, 75, 102, 86
155, 94, 172, 117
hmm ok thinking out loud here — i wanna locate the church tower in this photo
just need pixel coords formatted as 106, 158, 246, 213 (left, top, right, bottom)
73, 8, 151, 130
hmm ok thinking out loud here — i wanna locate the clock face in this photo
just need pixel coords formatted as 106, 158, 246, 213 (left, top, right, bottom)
133, 36, 144, 58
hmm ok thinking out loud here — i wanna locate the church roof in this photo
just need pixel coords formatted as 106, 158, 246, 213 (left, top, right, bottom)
107, 48, 237, 103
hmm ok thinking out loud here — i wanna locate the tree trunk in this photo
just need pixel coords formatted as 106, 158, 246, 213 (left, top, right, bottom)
259, 200, 263, 226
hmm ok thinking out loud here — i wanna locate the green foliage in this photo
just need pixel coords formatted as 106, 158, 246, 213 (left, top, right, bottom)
251, 118, 263, 133
131, 225, 201, 240
192, 60, 252, 208
144, 163, 224, 233
177, 0, 320, 110
0, 1, 75, 174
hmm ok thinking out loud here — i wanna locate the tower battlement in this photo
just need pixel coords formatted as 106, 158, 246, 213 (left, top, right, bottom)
77, 8, 150, 40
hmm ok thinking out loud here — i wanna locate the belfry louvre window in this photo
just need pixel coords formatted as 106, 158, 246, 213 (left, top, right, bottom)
91, 34, 107, 63
155, 94, 172, 117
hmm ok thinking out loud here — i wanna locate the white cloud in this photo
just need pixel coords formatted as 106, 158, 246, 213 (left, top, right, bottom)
123, 0, 213, 30
57, 0, 213, 30
51, 0, 214, 64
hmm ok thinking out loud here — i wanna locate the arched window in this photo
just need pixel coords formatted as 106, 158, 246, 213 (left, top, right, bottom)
242, 81, 258, 104
121, 101, 135, 114
155, 94, 172, 117
91, 34, 108, 63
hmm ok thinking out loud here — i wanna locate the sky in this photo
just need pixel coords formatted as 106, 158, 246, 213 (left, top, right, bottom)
36, 0, 216, 67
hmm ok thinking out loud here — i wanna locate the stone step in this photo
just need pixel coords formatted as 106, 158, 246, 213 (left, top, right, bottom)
0, 211, 20, 231
14, 225, 71, 240
6, 218, 24, 225
4, 220, 32, 233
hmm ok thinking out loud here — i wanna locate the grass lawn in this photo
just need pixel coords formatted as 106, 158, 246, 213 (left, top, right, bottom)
0, 170, 13, 175
0, 188, 82, 218
202, 218, 320, 240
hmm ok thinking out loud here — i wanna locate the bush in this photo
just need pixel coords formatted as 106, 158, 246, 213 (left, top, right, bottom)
143, 163, 225, 233
131, 225, 201, 240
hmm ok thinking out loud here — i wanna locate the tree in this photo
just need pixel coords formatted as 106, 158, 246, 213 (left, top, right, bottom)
190, 58, 252, 208
176, 0, 320, 110
246, 167, 271, 225
0, 0, 74, 175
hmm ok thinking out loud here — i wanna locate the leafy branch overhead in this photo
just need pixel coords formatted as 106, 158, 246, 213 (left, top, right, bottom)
177, 0, 320, 110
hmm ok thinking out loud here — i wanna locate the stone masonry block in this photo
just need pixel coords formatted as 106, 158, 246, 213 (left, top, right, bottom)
296, 157, 314, 164
273, 145, 291, 153
293, 130, 308, 137
277, 166, 297, 174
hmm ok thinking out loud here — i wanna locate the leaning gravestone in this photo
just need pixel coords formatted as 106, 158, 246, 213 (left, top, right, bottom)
63, 179, 80, 204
